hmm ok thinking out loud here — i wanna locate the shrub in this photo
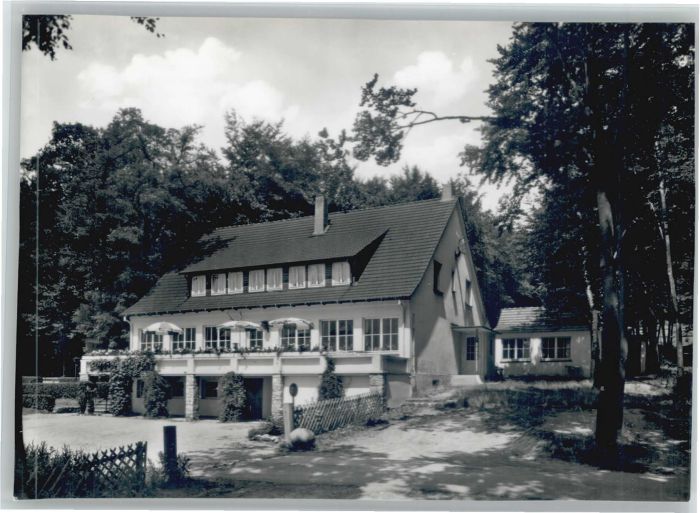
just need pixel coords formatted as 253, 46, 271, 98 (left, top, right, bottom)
318, 357, 344, 400
142, 371, 170, 418
22, 394, 55, 412
21, 382, 82, 399
247, 420, 283, 440
156, 451, 190, 486
88, 359, 118, 373
108, 365, 134, 416
218, 372, 247, 422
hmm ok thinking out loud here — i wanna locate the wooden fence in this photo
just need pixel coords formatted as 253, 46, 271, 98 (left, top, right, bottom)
293, 392, 385, 434
27, 441, 147, 498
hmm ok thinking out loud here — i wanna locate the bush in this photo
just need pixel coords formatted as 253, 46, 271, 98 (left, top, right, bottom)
21, 382, 82, 400
108, 365, 134, 416
22, 394, 55, 412
142, 371, 170, 418
247, 420, 283, 440
218, 372, 246, 422
156, 451, 190, 487
318, 357, 344, 400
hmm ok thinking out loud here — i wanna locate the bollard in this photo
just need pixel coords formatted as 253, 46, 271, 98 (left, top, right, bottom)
163, 425, 177, 485
283, 403, 294, 441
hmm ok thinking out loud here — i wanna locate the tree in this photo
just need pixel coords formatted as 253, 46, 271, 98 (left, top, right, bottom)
22, 15, 161, 60
318, 357, 344, 400
350, 23, 694, 450
218, 372, 247, 422
142, 371, 171, 418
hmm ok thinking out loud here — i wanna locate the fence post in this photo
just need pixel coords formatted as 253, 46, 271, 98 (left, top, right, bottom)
283, 403, 295, 440
163, 426, 177, 485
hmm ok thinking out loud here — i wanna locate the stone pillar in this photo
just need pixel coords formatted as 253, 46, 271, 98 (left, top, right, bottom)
369, 373, 387, 406
185, 374, 199, 421
271, 374, 284, 423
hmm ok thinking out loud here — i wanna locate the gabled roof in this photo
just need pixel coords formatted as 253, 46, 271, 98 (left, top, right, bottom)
124, 198, 458, 317
495, 307, 589, 333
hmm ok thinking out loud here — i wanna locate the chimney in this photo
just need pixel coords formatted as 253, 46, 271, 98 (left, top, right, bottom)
313, 195, 329, 235
441, 181, 454, 201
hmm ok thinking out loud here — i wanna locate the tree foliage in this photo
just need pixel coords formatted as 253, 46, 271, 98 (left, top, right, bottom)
142, 371, 170, 418
318, 357, 344, 400
218, 372, 247, 422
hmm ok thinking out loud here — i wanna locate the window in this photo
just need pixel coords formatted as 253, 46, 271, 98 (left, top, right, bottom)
502, 338, 530, 361
433, 260, 443, 294
331, 261, 351, 285
465, 279, 472, 307
308, 263, 326, 287
211, 273, 226, 295
140, 331, 163, 351
289, 266, 306, 289
191, 275, 206, 296
166, 377, 184, 397
466, 337, 478, 361
200, 379, 218, 399
266, 268, 283, 291
541, 337, 571, 360
136, 379, 144, 398
249, 270, 265, 292
204, 326, 231, 350
281, 326, 310, 350
228, 271, 243, 294
247, 329, 263, 349
364, 318, 399, 351
172, 327, 196, 350
321, 320, 354, 351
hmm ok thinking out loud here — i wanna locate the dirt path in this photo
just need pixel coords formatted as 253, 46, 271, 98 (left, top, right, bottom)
199, 408, 688, 500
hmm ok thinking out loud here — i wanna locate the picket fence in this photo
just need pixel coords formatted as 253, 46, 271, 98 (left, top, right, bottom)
293, 392, 385, 434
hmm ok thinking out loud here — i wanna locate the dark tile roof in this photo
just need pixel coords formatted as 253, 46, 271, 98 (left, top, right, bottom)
495, 307, 589, 333
124, 198, 457, 317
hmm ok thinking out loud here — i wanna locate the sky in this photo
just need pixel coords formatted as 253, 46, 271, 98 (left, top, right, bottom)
20, 16, 514, 211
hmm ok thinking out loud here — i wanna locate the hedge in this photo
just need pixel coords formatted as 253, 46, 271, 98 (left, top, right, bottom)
22, 394, 56, 412
22, 382, 82, 400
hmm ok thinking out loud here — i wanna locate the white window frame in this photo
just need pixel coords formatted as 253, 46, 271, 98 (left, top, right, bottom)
228, 271, 243, 294
308, 263, 326, 288
204, 326, 231, 350
363, 317, 399, 352
247, 329, 263, 349
541, 336, 572, 361
320, 319, 354, 352
248, 269, 265, 292
140, 330, 163, 352
331, 261, 351, 286
501, 338, 530, 362
281, 325, 311, 350
266, 268, 283, 291
211, 273, 227, 295
172, 327, 196, 350
191, 275, 206, 297
466, 337, 478, 361
288, 266, 306, 289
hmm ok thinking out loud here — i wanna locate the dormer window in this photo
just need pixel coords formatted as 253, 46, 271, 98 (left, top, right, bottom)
331, 261, 351, 286
191, 275, 206, 297
289, 266, 306, 289
266, 268, 283, 291
211, 273, 226, 295
433, 260, 443, 295
228, 272, 243, 294
308, 263, 326, 288
249, 270, 265, 292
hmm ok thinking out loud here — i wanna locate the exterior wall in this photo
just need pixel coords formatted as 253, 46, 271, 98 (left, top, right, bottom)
494, 330, 592, 378
410, 205, 491, 392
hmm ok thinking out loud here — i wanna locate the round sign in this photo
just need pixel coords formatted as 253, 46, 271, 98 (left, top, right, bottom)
289, 383, 298, 397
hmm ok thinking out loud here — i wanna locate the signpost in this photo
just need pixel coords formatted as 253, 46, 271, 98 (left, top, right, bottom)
283, 383, 299, 440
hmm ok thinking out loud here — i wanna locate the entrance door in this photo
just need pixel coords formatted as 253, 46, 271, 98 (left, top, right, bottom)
243, 378, 264, 420
463, 336, 479, 374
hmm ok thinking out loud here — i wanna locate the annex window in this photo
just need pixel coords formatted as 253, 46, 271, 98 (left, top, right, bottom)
289, 266, 306, 289
364, 318, 399, 351
433, 260, 443, 295
266, 268, 283, 291
331, 261, 351, 286
281, 325, 311, 350
211, 273, 227, 295
541, 337, 571, 361
191, 275, 206, 297
308, 263, 326, 288
247, 329, 263, 350
249, 270, 265, 292
502, 338, 530, 361
140, 331, 163, 352
321, 320, 354, 351
466, 337, 478, 361
172, 327, 196, 350
465, 279, 472, 307
200, 379, 218, 399
204, 326, 231, 350
228, 271, 243, 294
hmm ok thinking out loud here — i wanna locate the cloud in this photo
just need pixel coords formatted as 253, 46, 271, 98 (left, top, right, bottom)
393, 51, 479, 107
76, 37, 299, 150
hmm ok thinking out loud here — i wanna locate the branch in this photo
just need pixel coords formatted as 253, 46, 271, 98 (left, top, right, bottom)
395, 110, 493, 130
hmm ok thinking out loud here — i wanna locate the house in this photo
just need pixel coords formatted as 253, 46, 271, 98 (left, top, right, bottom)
494, 307, 592, 378
80, 188, 496, 419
